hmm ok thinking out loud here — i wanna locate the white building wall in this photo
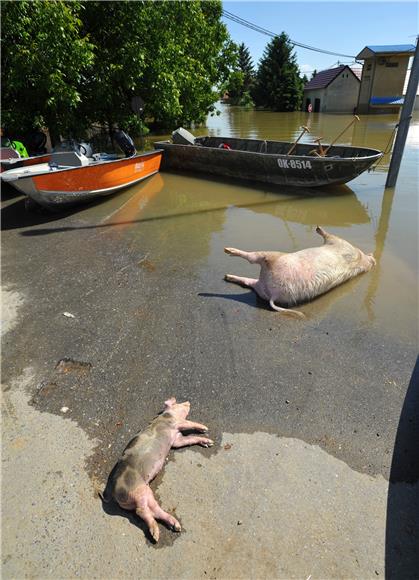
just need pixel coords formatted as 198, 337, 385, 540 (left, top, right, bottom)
304, 70, 360, 113
303, 89, 325, 112
325, 72, 360, 112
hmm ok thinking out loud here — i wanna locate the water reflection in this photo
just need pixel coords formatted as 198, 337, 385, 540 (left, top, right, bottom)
247, 186, 369, 227
364, 185, 395, 321
102, 173, 165, 232
97, 172, 370, 230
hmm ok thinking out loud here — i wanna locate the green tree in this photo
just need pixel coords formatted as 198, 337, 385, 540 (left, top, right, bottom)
80, 0, 235, 132
223, 70, 245, 103
253, 33, 304, 111
238, 43, 255, 92
1, 0, 235, 140
311, 69, 318, 79
223, 42, 255, 106
78, 1, 151, 137
143, 0, 235, 129
1, 0, 94, 143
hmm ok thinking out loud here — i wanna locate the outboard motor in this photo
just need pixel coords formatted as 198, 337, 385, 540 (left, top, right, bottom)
25, 131, 47, 155
53, 139, 93, 158
172, 127, 196, 146
113, 130, 136, 157
77, 142, 93, 158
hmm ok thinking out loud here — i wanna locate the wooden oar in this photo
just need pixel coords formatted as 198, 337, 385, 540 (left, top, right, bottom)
287, 126, 310, 155
323, 115, 360, 156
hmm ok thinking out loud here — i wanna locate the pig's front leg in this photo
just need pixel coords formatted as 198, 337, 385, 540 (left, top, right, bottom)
177, 420, 209, 432
224, 274, 258, 289
172, 433, 214, 448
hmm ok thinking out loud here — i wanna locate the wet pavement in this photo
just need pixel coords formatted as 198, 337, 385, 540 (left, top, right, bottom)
1, 109, 418, 578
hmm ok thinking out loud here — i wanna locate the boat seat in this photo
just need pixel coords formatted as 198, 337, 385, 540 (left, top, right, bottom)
50, 151, 90, 167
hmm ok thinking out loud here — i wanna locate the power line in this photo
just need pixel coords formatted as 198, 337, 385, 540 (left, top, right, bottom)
222, 9, 357, 59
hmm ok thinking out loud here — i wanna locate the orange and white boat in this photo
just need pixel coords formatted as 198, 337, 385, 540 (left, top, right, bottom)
2, 139, 163, 210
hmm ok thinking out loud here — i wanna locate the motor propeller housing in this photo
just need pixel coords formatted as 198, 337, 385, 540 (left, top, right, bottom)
113, 130, 136, 157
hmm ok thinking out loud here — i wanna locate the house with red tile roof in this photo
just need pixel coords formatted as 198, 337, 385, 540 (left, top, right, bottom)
303, 65, 361, 113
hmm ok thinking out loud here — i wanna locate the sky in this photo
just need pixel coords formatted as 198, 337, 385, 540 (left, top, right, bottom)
222, 1, 418, 76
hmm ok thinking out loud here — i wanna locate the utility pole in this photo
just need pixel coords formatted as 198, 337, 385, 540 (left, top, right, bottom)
385, 38, 419, 188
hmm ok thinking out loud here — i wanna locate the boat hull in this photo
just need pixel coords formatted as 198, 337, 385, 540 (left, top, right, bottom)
154, 137, 382, 188
2, 150, 163, 209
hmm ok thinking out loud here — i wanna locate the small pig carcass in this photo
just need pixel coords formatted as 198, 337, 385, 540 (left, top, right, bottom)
101, 398, 213, 542
224, 226, 375, 317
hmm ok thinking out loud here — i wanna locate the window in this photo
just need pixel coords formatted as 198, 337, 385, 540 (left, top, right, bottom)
386, 62, 399, 68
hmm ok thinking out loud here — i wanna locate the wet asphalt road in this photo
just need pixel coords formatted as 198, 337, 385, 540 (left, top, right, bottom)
1, 178, 418, 577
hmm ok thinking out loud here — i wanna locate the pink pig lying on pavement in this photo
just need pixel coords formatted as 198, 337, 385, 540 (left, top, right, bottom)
101, 398, 213, 543
224, 226, 376, 318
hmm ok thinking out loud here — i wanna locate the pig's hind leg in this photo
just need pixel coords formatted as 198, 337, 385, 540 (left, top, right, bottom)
136, 505, 160, 543
136, 486, 181, 542
148, 494, 181, 533
224, 247, 265, 264
224, 274, 258, 288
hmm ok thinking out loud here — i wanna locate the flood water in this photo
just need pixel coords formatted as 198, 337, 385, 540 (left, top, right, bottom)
85, 105, 418, 344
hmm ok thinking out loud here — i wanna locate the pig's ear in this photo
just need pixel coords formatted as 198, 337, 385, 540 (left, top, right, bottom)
164, 397, 176, 408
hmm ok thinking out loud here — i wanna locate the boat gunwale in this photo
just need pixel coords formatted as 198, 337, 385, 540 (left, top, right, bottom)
2, 149, 164, 181
153, 140, 383, 162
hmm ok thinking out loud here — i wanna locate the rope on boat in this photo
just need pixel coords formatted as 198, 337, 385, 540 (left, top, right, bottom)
368, 123, 399, 171
259, 140, 267, 153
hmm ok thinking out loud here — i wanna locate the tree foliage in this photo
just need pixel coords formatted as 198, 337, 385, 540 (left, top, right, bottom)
238, 43, 255, 92
223, 42, 255, 106
1, 0, 94, 141
252, 33, 304, 111
79, 0, 235, 132
1, 0, 235, 139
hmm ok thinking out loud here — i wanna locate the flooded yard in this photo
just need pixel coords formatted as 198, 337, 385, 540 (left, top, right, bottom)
2, 105, 418, 578
133, 105, 417, 342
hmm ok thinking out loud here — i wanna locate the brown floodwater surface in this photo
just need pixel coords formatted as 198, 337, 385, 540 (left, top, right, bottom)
87, 105, 418, 343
